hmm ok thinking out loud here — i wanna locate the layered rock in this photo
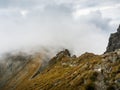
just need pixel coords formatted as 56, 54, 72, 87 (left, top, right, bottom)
106, 25, 120, 53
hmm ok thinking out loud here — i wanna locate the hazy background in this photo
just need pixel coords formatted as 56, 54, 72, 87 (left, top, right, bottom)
0, 0, 120, 55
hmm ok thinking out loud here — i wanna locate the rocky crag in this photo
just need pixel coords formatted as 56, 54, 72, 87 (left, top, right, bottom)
106, 25, 120, 53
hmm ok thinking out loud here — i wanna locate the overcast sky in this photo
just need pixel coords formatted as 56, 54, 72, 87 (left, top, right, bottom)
0, 0, 120, 55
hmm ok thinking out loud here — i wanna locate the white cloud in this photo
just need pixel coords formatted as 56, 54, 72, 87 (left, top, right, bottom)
0, 0, 119, 55
20, 10, 29, 17
73, 3, 120, 18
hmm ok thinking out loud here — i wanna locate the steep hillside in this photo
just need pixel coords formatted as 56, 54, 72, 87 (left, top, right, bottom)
0, 51, 50, 90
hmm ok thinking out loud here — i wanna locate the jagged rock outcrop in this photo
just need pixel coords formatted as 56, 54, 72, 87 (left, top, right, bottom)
48, 49, 71, 66
106, 25, 120, 53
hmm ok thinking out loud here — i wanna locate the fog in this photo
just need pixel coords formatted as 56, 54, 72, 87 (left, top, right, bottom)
0, 0, 120, 55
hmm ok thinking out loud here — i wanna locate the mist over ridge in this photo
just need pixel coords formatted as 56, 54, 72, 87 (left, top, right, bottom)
0, 0, 120, 55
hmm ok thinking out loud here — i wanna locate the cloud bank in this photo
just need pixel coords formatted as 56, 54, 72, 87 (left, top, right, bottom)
0, 0, 120, 55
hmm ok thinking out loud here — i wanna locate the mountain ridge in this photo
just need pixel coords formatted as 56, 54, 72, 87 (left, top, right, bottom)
0, 26, 120, 90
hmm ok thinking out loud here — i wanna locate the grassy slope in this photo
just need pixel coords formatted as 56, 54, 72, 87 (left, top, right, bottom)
2, 52, 120, 90
2, 55, 42, 90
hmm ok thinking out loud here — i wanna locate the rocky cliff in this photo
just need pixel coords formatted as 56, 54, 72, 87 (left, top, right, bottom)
106, 25, 120, 53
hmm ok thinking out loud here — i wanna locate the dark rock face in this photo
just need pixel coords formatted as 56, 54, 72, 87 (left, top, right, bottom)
106, 25, 120, 53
